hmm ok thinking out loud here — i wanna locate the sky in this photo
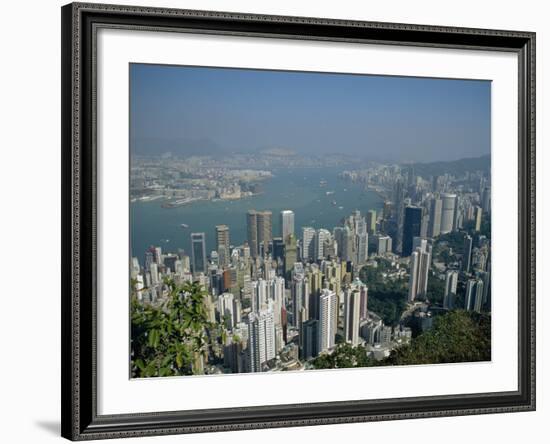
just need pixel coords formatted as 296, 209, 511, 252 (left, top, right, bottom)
130, 63, 491, 163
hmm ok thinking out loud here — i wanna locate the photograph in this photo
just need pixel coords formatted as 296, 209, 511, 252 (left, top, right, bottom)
129, 64, 492, 378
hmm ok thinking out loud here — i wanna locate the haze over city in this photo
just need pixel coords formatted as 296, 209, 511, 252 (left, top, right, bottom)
130, 64, 491, 163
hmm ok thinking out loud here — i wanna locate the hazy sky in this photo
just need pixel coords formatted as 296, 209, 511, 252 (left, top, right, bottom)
130, 63, 491, 162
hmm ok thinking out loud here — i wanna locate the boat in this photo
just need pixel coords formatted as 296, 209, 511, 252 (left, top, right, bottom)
180, 223, 189, 228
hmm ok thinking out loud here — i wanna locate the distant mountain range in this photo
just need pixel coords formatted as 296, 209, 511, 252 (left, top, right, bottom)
407, 154, 490, 177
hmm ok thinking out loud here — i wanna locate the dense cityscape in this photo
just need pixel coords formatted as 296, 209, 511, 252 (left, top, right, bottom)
130, 154, 492, 377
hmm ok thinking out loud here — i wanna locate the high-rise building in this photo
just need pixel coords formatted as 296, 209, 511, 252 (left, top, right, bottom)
374, 234, 393, 255
315, 229, 332, 261
291, 266, 309, 329
302, 227, 316, 262
482, 186, 491, 214
465, 278, 484, 312
218, 292, 235, 329
474, 206, 483, 232
344, 287, 361, 346
402, 206, 423, 256
318, 289, 337, 353
215, 225, 230, 266
301, 319, 319, 360
443, 270, 458, 309
408, 242, 432, 302
247, 210, 272, 257
428, 197, 442, 238
257, 211, 273, 256
283, 234, 297, 280
462, 234, 473, 273
190, 232, 207, 274
355, 219, 368, 264
247, 308, 276, 372
280, 210, 295, 242
367, 210, 377, 234
440, 193, 457, 234
246, 210, 259, 258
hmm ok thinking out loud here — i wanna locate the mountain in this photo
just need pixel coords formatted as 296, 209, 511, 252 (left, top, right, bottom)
407, 154, 490, 177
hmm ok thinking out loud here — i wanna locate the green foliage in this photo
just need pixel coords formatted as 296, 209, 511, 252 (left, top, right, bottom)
131, 279, 214, 377
385, 310, 491, 365
359, 263, 407, 326
425, 273, 446, 304
311, 343, 375, 369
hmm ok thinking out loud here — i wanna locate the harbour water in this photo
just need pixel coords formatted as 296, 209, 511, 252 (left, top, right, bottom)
130, 167, 384, 260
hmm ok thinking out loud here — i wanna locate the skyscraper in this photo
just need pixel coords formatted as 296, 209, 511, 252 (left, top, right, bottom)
443, 270, 458, 309
428, 196, 442, 238
402, 206, 423, 256
247, 308, 276, 372
367, 209, 377, 234
465, 278, 484, 312
318, 289, 337, 353
284, 234, 297, 280
246, 210, 259, 258
217, 292, 235, 329
247, 210, 272, 257
280, 210, 295, 242
315, 229, 332, 261
344, 287, 361, 346
408, 242, 432, 302
257, 211, 273, 256
462, 234, 473, 273
474, 206, 483, 232
291, 265, 309, 329
190, 232, 207, 274
440, 193, 457, 234
215, 224, 230, 266
302, 227, 316, 262
301, 319, 319, 359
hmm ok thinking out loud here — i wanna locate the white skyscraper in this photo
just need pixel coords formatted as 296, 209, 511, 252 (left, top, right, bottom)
443, 270, 458, 309
251, 279, 268, 313
280, 210, 295, 242
247, 308, 276, 372
302, 227, 316, 262
218, 292, 235, 329
344, 287, 361, 346
440, 193, 457, 234
314, 229, 332, 261
318, 289, 337, 353
408, 242, 432, 302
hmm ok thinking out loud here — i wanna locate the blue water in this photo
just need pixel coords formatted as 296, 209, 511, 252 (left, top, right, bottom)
130, 167, 383, 261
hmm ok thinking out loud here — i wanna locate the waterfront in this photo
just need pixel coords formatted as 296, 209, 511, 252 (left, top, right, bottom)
130, 166, 384, 259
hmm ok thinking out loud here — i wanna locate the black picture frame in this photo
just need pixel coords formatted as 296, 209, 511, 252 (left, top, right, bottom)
61, 2, 536, 441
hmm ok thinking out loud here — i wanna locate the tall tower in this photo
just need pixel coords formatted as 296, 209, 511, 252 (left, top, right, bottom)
215, 224, 230, 267
190, 232, 207, 275
257, 211, 273, 257
462, 234, 473, 273
318, 289, 337, 353
246, 210, 259, 258
366, 209, 377, 234
428, 197, 442, 238
402, 206, 423, 257
302, 227, 316, 262
440, 193, 457, 234
280, 210, 295, 242
247, 308, 276, 372
344, 287, 361, 346
443, 270, 458, 309
408, 242, 432, 302
465, 278, 484, 312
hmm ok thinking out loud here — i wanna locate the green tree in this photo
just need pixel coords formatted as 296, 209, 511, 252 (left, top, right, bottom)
385, 310, 491, 365
131, 279, 214, 377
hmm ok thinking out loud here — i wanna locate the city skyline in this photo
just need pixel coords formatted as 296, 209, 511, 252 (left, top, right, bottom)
129, 65, 492, 378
